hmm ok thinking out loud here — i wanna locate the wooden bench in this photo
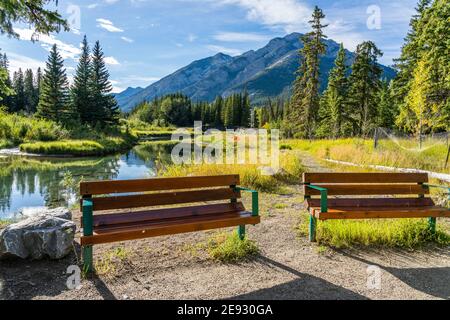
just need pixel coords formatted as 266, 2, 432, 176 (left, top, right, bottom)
303, 172, 450, 242
80, 175, 260, 271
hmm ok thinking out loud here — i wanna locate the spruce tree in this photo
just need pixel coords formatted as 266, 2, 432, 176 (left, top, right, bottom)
0, 51, 14, 106
24, 69, 37, 113
90, 41, 119, 126
317, 43, 348, 138
377, 80, 396, 129
289, 6, 327, 138
12, 69, 25, 112
72, 35, 93, 124
36, 44, 73, 123
347, 41, 383, 136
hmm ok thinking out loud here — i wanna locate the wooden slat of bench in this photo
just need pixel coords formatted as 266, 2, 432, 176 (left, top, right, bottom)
90, 188, 241, 211
304, 184, 429, 196
303, 172, 429, 184
81, 213, 260, 245
80, 175, 240, 195
93, 211, 250, 233
311, 206, 450, 220
91, 202, 246, 227
306, 197, 435, 208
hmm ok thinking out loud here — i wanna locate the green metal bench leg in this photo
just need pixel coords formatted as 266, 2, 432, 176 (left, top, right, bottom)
309, 215, 317, 242
83, 246, 93, 273
238, 225, 246, 240
82, 198, 94, 273
428, 217, 436, 233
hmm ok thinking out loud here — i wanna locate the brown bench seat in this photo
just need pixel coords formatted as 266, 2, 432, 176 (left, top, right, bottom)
80, 175, 260, 271
303, 173, 450, 241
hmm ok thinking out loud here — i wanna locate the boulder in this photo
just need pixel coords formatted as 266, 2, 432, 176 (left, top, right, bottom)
0, 208, 76, 260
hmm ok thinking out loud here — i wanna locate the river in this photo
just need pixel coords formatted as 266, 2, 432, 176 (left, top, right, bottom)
0, 143, 174, 220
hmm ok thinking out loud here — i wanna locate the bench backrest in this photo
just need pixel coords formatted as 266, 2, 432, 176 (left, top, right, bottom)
303, 172, 430, 198
80, 175, 241, 212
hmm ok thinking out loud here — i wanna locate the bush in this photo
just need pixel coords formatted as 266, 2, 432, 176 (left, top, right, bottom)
206, 232, 259, 262
0, 109, 67, 145
299, 213, 450, 248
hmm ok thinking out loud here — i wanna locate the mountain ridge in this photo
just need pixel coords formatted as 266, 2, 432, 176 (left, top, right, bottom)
116, 33, 396, 112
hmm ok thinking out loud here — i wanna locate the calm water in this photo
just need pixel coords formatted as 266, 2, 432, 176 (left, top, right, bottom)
0, 143, 174, 220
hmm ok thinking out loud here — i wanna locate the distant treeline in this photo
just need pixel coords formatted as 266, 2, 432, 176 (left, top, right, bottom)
129, 92, 251, 128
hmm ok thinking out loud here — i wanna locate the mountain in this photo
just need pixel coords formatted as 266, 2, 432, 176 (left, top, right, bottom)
116, 33, 397, 112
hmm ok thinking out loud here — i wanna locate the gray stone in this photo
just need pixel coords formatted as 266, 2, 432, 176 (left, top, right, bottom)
0, 208, 76, 260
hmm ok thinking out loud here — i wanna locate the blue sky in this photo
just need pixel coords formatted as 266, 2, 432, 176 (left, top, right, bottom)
0, 0, 417, 93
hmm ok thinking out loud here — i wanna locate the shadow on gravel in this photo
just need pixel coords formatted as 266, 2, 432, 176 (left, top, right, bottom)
342, 251, 450, 300
230, 256, 368, 300
0, 242, 116, 300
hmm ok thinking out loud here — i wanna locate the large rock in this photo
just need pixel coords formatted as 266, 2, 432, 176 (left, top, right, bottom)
0, 208, 75, 260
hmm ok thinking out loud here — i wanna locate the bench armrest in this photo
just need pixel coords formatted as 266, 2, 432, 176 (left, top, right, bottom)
234, 186, 259, 216
304, 184, 328, 213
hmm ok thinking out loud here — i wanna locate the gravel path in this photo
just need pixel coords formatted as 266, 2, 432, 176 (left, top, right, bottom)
1, 153, 449, 300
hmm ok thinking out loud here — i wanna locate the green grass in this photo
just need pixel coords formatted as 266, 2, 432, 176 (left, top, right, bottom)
0, 139, 14, 149
285, 138, 450, 173
19, 137, 133, 156
0, 109, 67, 145
299, 213, 450, 248
206, 232, 259, 262
94, 247, 131, 276
162, 150, 305, 192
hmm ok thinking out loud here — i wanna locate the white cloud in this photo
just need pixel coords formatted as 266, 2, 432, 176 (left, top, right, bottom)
214, 32, 270, 42
104, 56, 120, 65
121, 36, 134, 43
6, 53, 46, 74
105, 0, 120, 4
188, 33, 197, 42
13, 28, 82, 60
96, 18, 124, 32
206, 45, 242, 56
87, 3, 99, 9
220, 0, 311, 32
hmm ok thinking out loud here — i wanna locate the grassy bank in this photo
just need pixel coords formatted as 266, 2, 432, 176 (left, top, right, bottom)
0, 109, 138, 156
20, 136, 134, 156
285, 138, 449, 173
161, 150, 305, 192
298, 213, 450, 248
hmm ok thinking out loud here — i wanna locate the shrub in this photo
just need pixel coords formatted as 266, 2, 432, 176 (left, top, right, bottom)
298, 213, 450, 248
206, 232, 259, 262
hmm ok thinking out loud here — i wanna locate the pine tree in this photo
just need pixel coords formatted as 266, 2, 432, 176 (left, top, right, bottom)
72, 35, 93, 124
12, 68, 25, 112
317, 43, 348, 138
34, 67, 42, 108
213, 95, 223, 127
0, 51, 14, 106
240, 91, 251, 127
289, 6, 327, 138
347, 41, 383, 136
393, 0, 449, 133
24, 69, 37, 113
90, 41, 119, 126
377, 80, 396, 128
36, 44, 73, 123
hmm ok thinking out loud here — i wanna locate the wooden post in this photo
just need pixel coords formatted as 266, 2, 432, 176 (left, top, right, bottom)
82, 197, 94, 272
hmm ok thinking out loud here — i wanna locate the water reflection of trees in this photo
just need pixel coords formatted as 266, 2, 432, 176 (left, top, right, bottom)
0, 156, 122, 214
0, 144, 174, 216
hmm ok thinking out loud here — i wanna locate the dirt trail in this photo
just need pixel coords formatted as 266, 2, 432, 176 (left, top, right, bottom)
0, 153, 449, 300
